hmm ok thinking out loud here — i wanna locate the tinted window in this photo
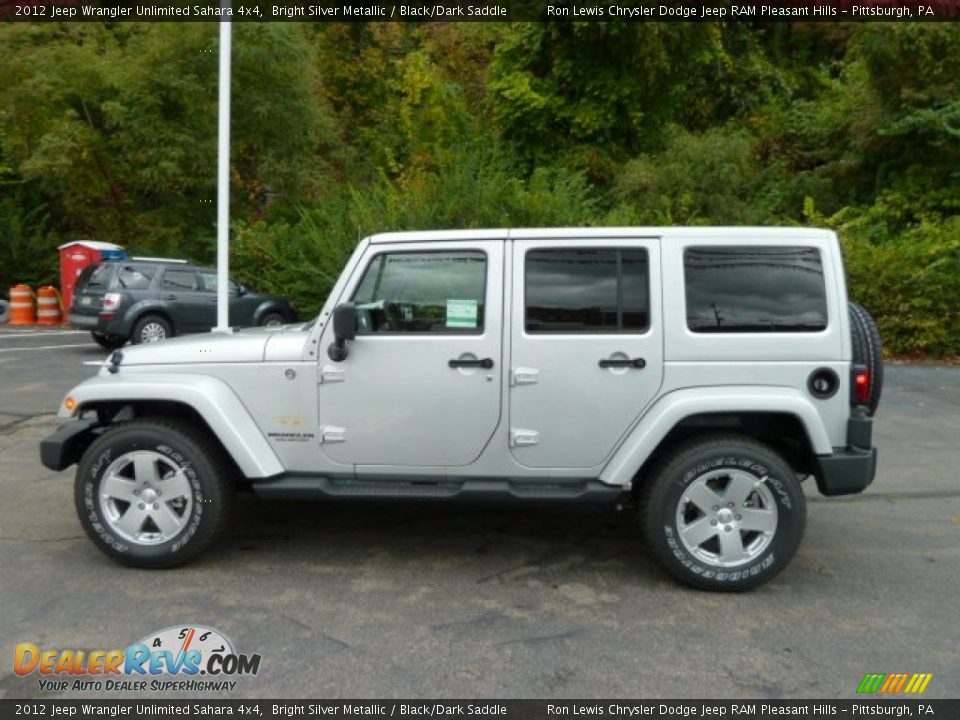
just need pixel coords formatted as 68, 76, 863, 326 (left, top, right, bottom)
525, 248, 649, 333
77, 263, 112, 289
199, 272, 240, 294
684, 246, 827, 333
352, 251, 486, 334
117, 266, 155, 290
161, 270, 198, 291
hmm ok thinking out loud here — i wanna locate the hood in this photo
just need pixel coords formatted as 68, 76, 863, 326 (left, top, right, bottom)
116, 325, 309, 366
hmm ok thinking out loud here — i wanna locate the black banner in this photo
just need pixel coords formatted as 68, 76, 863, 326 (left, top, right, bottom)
1, 0, 959, 22
1, 700, 958, 720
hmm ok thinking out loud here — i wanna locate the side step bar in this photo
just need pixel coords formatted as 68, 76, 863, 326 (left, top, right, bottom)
251, 474, 626, 504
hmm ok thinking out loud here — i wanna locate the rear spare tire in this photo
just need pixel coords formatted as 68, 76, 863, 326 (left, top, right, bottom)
848, 302, 883, 414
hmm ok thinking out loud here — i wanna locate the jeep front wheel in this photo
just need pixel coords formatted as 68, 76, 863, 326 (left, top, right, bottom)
640, 435, 806, 591
74, 418, 234, 568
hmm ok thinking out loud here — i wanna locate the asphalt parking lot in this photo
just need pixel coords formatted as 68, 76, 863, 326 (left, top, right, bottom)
1, 326, 958, 700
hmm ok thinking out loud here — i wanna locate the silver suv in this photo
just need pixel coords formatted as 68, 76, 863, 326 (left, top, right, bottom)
40, 228, 882, 591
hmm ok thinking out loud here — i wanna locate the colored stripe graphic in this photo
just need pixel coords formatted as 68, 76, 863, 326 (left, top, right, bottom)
858, 672, 932, 694
857, 673, 885, 693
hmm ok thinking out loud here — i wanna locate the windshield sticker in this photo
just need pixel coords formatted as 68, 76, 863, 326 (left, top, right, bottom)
446, 299, 478, 329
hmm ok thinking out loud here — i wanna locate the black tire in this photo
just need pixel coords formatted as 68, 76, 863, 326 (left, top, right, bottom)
74, 418, 234, 568
91, 331, 126, 350
131, 314, 173, 344
848, 302, 883, 415
639, 434, 806, 591
258, 311, 285, 327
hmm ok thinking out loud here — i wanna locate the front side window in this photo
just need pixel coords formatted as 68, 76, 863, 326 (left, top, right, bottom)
352, 250, 486, 334
525, 248, 649, 333
684, 246, 828, 333
161, 270, 198, 291
199, 272, 240, 294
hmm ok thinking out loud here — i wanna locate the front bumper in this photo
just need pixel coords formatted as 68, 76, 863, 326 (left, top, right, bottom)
39, 419, 101, 471
814, 408, 878, 496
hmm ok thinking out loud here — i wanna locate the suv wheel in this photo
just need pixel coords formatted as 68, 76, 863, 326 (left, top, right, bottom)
258, 311, 284, 327
91, 331, 126, 350
74, 418, 234, 568
640, 434, 806, 591
132, 315, 172, 344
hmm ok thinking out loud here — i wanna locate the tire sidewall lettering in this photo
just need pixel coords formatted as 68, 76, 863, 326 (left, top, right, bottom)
662, 451, 796, 585
81, 435, 206, 556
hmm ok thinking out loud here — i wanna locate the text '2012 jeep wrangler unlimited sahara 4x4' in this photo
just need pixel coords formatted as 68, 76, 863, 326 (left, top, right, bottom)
40, 228, 881, 591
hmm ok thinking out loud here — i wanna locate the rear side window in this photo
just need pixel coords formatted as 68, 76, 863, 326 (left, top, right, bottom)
525, 248, 649, 333
117, 266, 155, 290
684, 246, 827, 333
161, 270, 198, 291
76, 263, 112, 289
352, 250, 487, 334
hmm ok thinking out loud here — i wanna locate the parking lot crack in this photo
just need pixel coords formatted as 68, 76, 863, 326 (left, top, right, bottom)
280, 614, 351, 649
496, 629, 581, 647
810, 489, 960, 503
0, 535, 86, 543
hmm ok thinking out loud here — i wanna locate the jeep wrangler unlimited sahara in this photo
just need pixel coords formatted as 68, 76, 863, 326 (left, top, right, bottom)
40, 228, 881, 591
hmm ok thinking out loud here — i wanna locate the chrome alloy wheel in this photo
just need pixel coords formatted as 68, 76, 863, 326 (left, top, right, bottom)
140, 321, 167, 343
675, 469, 778, 568
98, 451, 194, 545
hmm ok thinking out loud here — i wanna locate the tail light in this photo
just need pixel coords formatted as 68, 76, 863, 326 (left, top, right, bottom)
101, 293, 122, 312
851, 364, 870, 406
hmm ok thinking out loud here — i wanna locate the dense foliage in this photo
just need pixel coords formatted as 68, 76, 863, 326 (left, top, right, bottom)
1, 22, 958, 355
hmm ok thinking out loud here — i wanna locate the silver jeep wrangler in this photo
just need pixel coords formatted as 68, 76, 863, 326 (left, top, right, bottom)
40, 227, 882, 590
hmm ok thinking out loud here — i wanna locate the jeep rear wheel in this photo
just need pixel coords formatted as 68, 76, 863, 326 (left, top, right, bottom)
640, 435, 806, 591
74, 418, 234, 568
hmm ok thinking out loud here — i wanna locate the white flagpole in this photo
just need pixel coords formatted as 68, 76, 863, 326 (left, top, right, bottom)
215, 15, 232, 332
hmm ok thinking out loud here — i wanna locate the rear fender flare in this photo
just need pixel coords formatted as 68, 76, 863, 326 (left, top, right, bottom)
600, 386, 832, 487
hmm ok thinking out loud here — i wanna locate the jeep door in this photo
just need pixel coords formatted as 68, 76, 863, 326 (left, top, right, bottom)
317, 240, 504, 467
508, 237, 664, 469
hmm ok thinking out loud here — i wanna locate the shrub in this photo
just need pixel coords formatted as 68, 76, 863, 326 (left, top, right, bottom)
841, 216, 960, 357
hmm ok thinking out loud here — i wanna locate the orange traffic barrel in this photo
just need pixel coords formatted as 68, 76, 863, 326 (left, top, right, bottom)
36, 285, 64, 325
9, 284, 36, 325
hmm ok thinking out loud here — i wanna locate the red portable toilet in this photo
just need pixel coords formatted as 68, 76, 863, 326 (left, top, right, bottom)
58, 241, 126, 313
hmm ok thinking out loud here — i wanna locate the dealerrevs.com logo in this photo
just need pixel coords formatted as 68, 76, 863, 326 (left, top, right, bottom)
14, 625, 261, 693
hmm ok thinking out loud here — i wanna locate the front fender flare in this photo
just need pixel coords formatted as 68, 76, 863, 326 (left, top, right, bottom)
600, 386, 832, 487
58, 373, 284, 478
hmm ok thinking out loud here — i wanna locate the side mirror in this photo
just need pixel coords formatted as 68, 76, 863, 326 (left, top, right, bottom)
327, 302, 357, 361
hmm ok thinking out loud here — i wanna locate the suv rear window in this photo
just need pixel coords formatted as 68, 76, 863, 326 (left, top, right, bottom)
117, 265, 155, 290
76, 263, 113, 289
525, 248, 649, 333
684, 246, 828, 333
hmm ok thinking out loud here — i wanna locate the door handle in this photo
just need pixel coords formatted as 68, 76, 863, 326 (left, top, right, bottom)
599, 357, 646, 369
449, 357, 494, 369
